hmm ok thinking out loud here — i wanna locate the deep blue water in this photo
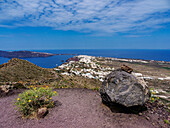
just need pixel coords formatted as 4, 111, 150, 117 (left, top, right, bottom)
0, 49, 170, 68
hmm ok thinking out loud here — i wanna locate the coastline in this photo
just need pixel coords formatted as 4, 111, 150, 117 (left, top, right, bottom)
57, 55, 170, 80
0, 49, 170, 69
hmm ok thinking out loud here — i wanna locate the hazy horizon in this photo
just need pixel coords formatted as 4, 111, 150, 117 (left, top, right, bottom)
1, 48, 170, 51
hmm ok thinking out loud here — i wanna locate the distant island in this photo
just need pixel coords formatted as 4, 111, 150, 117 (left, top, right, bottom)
0, 50, 77, 58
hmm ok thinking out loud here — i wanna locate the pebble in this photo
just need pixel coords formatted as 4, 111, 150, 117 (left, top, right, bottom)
145, 116, 150, 120
139, 113, 142, 116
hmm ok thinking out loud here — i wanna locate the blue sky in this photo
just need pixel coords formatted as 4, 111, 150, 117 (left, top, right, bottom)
0, 0, 170, 50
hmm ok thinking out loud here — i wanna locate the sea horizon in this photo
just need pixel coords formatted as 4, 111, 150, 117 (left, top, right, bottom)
1, 48, 170, 51
0, 49, 170, 68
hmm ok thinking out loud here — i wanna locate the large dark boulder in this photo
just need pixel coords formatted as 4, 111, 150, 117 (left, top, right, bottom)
100, 69, 151, 107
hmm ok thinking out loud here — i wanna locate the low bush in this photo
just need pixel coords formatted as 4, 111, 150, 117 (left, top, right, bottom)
150, 88, 159, 102
164, 119, 169, 124
14, 86, 57, 118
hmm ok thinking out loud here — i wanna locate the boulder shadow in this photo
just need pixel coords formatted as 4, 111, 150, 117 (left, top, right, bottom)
102, 101, 147, 114
101, 92, 148, 114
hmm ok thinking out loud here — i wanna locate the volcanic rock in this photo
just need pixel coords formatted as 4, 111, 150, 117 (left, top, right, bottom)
0, 50, 55, 58
37, 107, 48, 118
121, 64, 133, 73
100, 69, 151, 107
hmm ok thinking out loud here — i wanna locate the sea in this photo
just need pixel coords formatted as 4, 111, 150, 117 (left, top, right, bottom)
0, 49, 170, 68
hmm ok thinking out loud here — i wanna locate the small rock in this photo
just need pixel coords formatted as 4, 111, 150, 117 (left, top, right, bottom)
0, 85, 14, 97
145, 116, 150, 120
121, 65, 133, 73
139, 113, 142, 116
37, 107, 48, 118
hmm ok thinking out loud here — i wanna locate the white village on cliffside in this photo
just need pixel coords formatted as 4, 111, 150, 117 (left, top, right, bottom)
54, 55, 170, 102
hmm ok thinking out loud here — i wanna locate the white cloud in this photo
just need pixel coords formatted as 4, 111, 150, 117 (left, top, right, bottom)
124, 34, 151, 38
0, 0, 170, 35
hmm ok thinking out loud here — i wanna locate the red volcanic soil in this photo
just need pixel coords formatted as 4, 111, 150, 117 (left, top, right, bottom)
0, 89, 168, 128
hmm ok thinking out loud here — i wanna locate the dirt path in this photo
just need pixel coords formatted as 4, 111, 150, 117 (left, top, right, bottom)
0, 89, 155, 128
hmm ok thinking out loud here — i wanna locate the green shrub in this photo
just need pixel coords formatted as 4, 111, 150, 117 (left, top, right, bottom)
164, 119, 169, 124
150, 88, 159, 102
92, 87, 100, 91
14, 86, 57, 118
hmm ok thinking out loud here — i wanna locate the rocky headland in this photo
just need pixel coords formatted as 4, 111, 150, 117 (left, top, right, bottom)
0, 50, 77, 58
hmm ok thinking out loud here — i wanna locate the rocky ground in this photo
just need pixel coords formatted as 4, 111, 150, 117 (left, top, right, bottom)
0, 89, 169, 128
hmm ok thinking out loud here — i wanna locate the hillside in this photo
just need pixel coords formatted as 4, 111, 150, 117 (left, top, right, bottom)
0, 58, 55, 82
56, 55, 170, 104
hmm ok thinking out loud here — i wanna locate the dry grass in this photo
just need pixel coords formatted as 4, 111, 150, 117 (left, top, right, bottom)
0, 58, 55, 82
96, 58, 170, 77
50, 74, 102, 90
